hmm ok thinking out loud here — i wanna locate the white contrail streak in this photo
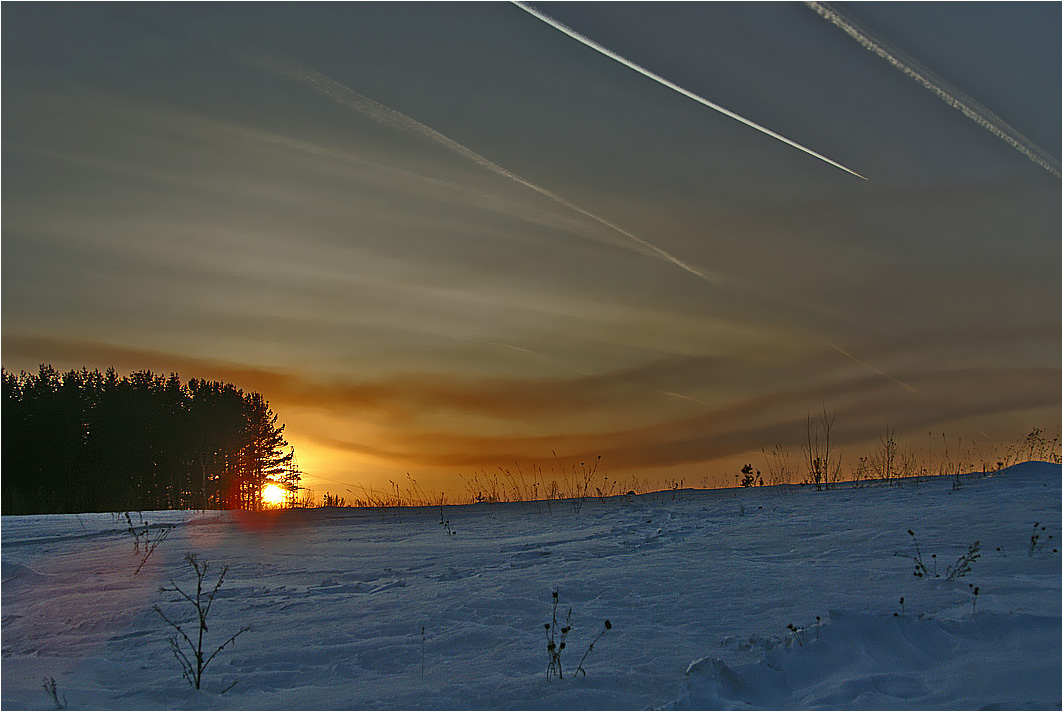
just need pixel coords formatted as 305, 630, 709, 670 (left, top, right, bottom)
805, 1, 1061, 178
512, 1, 867, 181
255, 56, 722, 284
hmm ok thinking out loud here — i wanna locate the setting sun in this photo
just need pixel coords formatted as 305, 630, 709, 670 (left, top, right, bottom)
261, 483, 288, 507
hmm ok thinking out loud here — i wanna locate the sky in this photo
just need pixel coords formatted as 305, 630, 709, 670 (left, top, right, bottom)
3, 2, 1060, 497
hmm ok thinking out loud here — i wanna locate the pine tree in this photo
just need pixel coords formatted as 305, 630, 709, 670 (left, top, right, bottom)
1, 366, 299, 513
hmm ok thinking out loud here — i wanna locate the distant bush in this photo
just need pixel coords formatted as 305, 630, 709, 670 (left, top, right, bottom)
803, 408, 840, 490
759, 423, 1059, 493
1019, 428, 1061, 463
760, 443, 796, 485
322, 492, 346, 507
739, 464, 762, 487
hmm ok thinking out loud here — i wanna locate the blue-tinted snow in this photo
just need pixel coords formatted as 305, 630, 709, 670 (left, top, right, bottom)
1, 462, 1059, 709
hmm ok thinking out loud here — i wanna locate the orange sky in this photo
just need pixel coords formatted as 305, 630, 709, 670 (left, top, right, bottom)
4, 334, 1057, 498
3, 4, 1059, 499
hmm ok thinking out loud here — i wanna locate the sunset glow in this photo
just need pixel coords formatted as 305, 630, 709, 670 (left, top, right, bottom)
1, 7, 1058, 710
2, 3, 1058, 497
261, 484, 288, 507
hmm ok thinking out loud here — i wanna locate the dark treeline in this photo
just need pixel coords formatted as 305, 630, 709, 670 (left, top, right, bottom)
2, 365, 299, 514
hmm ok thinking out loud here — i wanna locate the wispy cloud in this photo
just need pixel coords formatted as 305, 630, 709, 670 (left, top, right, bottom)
0, 336, 731, 423
250, 54, 939, 402
512, 1, 867, 180
805, 1, 1061, 178
7, 335, 1056, 476
310, 365, 1059, 470
252, 55, 723, 285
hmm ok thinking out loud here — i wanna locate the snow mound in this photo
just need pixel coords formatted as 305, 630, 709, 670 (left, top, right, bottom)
0, 559, 50, 585
668, 609, 1061, 710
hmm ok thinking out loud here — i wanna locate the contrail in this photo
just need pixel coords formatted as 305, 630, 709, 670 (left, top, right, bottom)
255, 56, 722, 285
822, 340, 917, 394
805, 1, 1061, 178
512, 1, 867, 181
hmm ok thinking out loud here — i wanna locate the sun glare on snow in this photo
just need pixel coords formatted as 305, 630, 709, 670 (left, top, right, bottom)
261, 483, 287, 507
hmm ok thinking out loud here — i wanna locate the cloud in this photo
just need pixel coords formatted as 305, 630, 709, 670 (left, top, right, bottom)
252, 54, 724, 284
0, 335, 762, 422
255, 55, 961, 404
311, 364, 1057, 470
4, 334, 1056, 494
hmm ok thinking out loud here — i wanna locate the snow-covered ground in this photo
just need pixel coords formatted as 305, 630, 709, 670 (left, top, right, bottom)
2, 462, 1060, 710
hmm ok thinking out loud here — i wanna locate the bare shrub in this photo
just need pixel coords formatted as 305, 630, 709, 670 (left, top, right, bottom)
761, 444, 795, 486
899, 530, 980, 581
296, 488, 316, 508
544, 589, 612, 680
152, 553, 250, 690
124, 512, 172, 575
803, 407, 841, 490
871, 424, 897, 483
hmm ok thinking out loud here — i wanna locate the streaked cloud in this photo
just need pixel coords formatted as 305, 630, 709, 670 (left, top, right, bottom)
255, 55, 724, 283
302, 365, 1059, 470
5, 335, 1057, 487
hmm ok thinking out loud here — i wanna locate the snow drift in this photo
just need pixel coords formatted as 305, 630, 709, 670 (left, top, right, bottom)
671, 609, 1059, 710
2, 462, 1059, 709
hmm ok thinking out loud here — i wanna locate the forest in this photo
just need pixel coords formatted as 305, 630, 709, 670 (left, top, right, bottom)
1, 365, 299, 514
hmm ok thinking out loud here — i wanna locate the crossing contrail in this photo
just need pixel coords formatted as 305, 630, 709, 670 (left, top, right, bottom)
805, 1, 1061, 178
512, 1, 867, 181
256, 56, 723, 285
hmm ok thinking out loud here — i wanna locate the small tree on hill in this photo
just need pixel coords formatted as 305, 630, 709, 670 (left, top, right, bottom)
739, 464, 762, 487
804, 407, 840, 491
872, 424, 897, 483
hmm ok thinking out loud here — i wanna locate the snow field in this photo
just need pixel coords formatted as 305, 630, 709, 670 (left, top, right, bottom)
2, 462, 1060, 709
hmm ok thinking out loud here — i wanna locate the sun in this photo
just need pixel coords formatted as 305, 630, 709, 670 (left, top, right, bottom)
261, 483, 288, 507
